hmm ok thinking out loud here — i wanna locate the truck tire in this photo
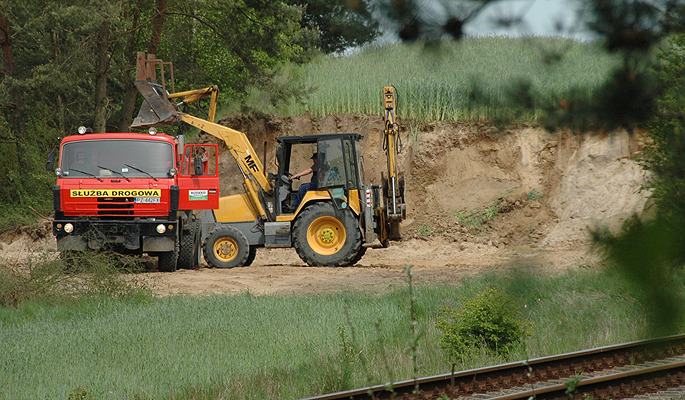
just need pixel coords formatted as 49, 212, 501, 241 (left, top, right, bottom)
178, 219, 201, 269
203, 225, 250, 268
292, 202, 363, 267
158, 234, 179, 272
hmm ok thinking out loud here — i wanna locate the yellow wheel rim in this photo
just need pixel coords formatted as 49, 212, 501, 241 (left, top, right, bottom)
307, 216, 346, 256
214, 237, 238, 262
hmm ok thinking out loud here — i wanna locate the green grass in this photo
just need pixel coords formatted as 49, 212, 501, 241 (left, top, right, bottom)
1, 265, 675, 400
266, 37, 619, 122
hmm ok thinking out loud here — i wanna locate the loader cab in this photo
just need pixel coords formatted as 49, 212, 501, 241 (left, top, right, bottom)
274, 133, 364, 215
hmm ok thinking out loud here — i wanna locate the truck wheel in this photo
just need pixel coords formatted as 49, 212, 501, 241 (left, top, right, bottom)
178, 219, 201, 269
192, 220, 202, 267
203, 225, 250, 268
292, 202, 362, 267
158, 234, 179, 272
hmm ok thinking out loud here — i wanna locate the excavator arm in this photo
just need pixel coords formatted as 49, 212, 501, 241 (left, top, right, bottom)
382, 86, 406, 240
130, 52, 272, 220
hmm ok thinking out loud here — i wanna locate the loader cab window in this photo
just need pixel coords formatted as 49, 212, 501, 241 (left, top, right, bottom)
355, 140, 365, 186
317, 137, 358, 190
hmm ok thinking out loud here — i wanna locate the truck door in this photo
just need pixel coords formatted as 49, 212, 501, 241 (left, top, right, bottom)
178, 144, 220, 210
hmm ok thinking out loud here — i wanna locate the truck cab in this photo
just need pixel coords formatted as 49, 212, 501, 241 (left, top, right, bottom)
50, 128, 219, 271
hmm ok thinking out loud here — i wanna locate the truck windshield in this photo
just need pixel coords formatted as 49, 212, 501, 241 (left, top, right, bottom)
61, 139, 174, 179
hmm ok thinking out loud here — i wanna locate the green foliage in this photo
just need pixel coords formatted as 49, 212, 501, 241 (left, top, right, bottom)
0, 266, 663, 399
455, 199, 504, 230
286, 0, 380, 54
274, 38, 619, 121
437, 287, 530, 363
564, 374, 582, 397
589, 34, 685, 337
0, 0, 316, 229
417, 224, 436, 237
66, 386, 95, 400
162, 0, 310, 102
591, 216, 685, 336
641, 33, 685, 222
527, 188, 543, 201
0, 251, 149, 307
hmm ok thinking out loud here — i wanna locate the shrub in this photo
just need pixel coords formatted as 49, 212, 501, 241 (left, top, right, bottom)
436, 287, 529, 365
0, 251, 150, 307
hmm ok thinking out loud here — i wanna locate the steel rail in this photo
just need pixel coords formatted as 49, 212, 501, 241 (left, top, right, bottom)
299, 334, 685, 400
488, 357, 685, 400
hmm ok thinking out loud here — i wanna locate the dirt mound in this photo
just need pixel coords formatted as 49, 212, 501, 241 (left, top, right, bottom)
2, 116, 651, 295
0, 218, 55, 265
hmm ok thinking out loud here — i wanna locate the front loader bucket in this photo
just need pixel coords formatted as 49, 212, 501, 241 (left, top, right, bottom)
130, 80, 182, 130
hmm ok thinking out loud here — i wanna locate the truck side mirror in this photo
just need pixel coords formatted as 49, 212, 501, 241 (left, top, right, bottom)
46, 149, 56, 172
193, 157, 203, 176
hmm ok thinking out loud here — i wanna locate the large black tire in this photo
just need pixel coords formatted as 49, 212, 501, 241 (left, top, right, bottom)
203, 225, 250, 268
158, 233, 179, 272
244, 246, 257, 267
350, 245, 367, 265
292, 202, 363, 267
178, 219, 201, 269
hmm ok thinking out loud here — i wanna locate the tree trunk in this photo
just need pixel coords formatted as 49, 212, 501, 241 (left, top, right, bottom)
118, 87, 139, 132
119, 0, 165, 131
118, 0, 143, 132
93, 21, 110, 133
0, 16, 14, 75
149, 0, 166, 54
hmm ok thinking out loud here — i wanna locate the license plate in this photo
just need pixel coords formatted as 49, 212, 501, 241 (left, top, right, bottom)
135, 197, 160, 204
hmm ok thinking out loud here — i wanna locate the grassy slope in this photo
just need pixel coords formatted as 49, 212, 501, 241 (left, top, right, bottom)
258, 37, 618, 121
1, 267, 666, 400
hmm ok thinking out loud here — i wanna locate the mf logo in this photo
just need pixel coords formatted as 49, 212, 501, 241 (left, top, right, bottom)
244, 155, 259, 172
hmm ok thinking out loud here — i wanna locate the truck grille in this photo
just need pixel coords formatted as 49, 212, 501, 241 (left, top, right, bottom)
97, 197, 135, 216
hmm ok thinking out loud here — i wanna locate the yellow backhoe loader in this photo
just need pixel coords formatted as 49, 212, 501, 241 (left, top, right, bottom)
131, 52, 406, 267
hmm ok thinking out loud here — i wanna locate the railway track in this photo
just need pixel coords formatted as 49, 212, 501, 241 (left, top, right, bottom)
301, 334, 685, 400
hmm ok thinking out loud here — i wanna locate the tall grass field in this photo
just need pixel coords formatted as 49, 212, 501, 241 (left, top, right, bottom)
260, 38, 619, 121
2, 266, 678, 400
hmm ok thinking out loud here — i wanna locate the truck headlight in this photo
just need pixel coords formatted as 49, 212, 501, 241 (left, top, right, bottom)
64, 223, 74, 233
156, 224, 166, 234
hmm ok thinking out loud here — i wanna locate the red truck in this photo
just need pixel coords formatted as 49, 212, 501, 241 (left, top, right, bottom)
47, 127, 219, 271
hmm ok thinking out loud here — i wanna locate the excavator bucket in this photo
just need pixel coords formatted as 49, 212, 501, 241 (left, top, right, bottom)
130, 79, 181, 129
130, 52, 182, 130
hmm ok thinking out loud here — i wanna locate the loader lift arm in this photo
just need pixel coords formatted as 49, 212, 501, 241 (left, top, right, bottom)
130, 52, 272, 220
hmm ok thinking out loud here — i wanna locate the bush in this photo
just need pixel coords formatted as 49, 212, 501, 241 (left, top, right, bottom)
436, 287, 529, 364
0, 251, 150, 307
